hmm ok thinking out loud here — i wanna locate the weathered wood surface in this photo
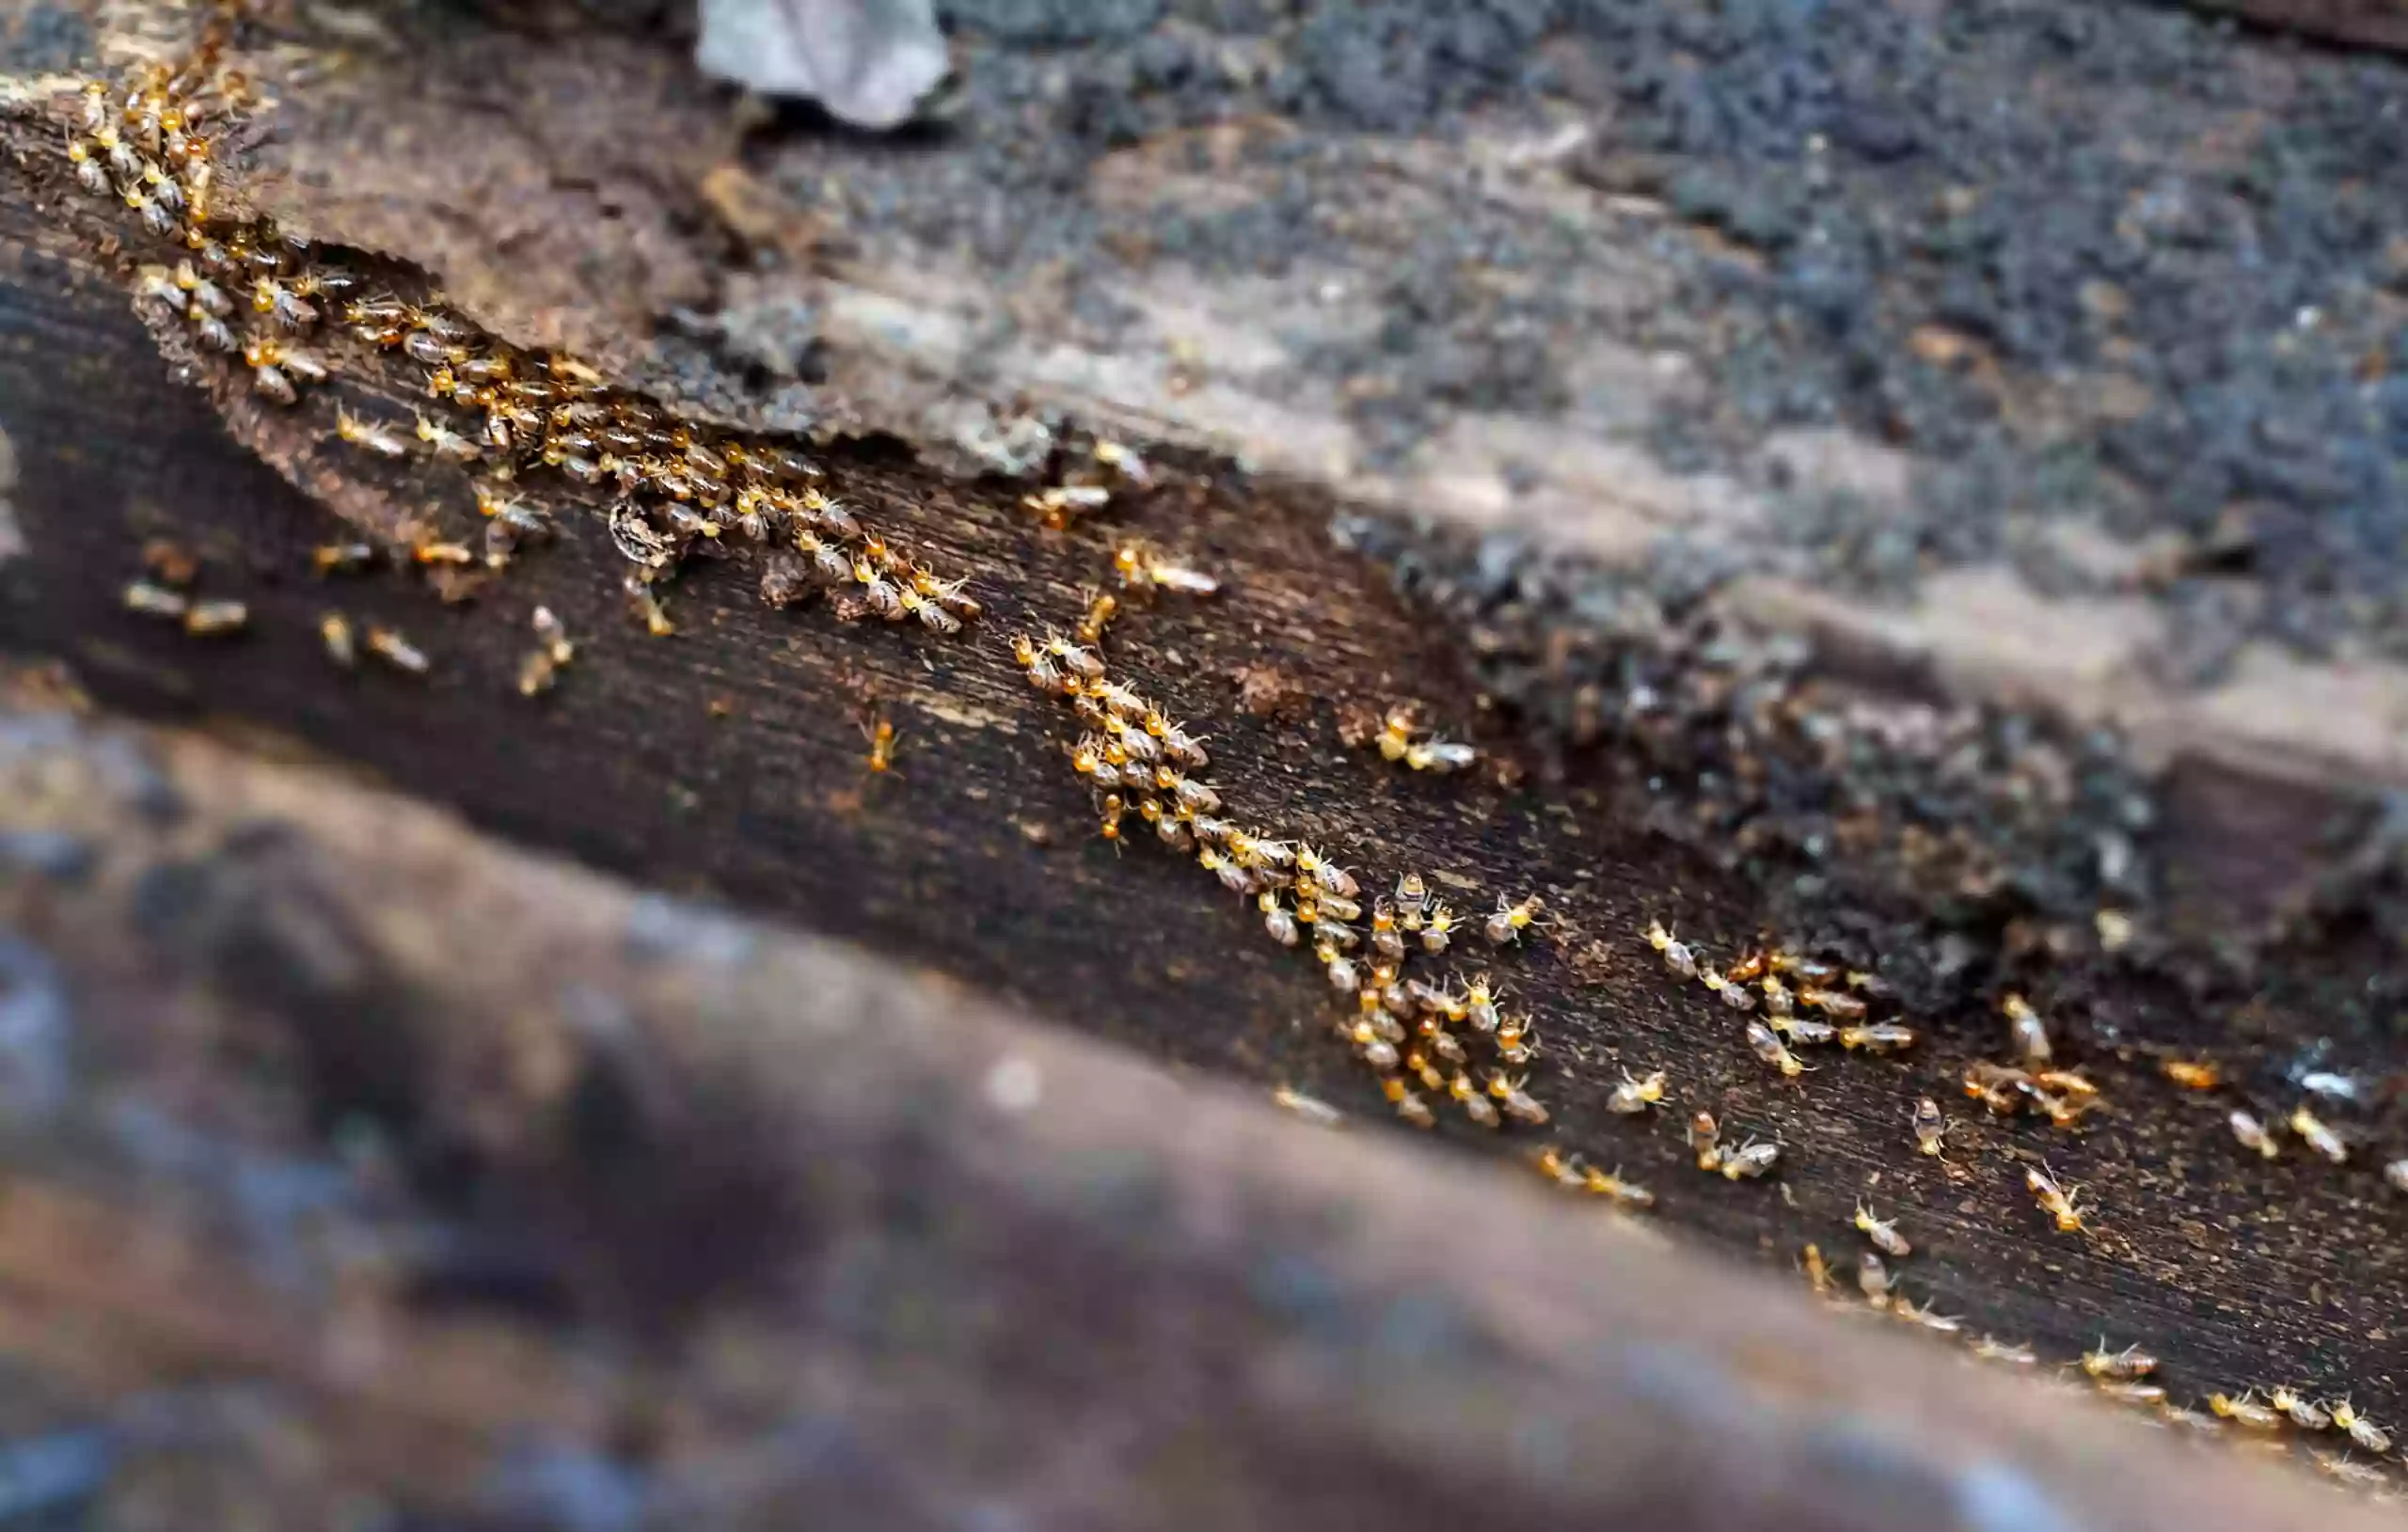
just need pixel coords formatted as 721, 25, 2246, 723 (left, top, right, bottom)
0, 0, 2404, 1521
0, 684, 2387, 1530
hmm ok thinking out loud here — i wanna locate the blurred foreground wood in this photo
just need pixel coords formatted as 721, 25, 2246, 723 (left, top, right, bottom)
0, 684, 2383, 1531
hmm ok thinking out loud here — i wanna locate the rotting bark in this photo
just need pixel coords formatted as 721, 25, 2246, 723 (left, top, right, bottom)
1, 0, 2406, 1520
0, 684, 2394, 1531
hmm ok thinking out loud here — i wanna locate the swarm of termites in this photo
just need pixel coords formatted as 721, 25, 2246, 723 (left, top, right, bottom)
1016, 621, 1586, 1146
1939, 991, 2101, 1130
56, 45, 979, 643
1643, 927, 1924, 1089
1962, 1061, 2098, 1129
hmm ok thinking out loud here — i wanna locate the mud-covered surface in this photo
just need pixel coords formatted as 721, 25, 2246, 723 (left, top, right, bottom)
903, 0, 2408, 667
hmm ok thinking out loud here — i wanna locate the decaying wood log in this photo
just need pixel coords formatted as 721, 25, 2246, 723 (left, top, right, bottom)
0, 0, 2405, 1522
